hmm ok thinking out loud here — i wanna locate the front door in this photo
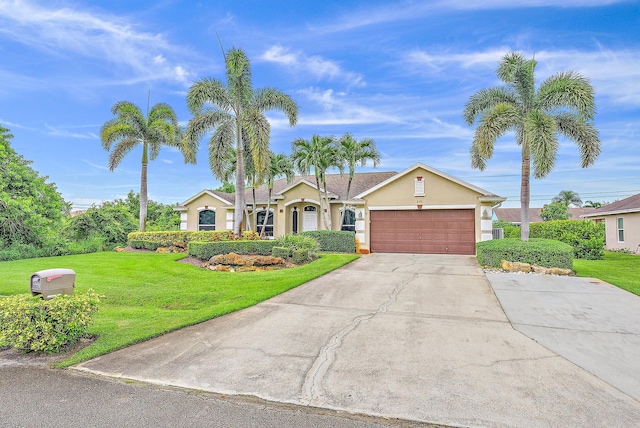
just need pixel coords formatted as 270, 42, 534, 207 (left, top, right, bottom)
303, 205, 318, 231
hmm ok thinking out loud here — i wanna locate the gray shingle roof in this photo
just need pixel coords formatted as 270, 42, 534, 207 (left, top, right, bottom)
582, 193, 640, 217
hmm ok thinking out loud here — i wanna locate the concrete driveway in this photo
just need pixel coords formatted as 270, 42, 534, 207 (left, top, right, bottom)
487, 272, 640, 402
75, 254, 640, 427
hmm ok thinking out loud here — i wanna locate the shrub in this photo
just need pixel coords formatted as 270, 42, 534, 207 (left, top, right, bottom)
189, 240, 277, 260
271, 246, 292, 259
299, 230, 356, 253
128, 240, 162, 251
128, 230, 259, 248
0, 290, 100, 354
476, 238, 573, 269
292, 248, 310, 264
492, 219, 520, 238
274, 234, 320, 255
529, 220, 605, 260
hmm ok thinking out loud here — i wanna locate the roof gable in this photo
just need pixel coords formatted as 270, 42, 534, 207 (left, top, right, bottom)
179, 189, 233, 206
354, 162, 503, 200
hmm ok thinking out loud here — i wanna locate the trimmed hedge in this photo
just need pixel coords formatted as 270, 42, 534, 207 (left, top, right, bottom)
529, 220, 605, 260
477, 238, 573, 269
0, 290, 100, 354
128, 240, 162, 251
189, 240, 277, 260
292, 248, 310, 264
300, 230, 356, 253
271, 246, 292, 259
128, 230, 260, 249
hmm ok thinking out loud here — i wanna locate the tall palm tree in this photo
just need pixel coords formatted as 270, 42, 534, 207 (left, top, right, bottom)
337, 133, 380, 227
184, 48, 298, 235
291, 135, 340, 230
463, 52, 600, 240
583, 200, 603, 208
101, 101, 182, 232
260, 152, 294, 236
552, 190, 582, 207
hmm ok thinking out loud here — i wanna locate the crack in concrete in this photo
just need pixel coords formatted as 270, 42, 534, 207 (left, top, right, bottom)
300, 273, 418, 405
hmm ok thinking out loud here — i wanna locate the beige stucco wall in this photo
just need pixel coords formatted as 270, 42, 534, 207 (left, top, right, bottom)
359, 167, 492, 251
182, 193, 231, 231
603, 213, 640, 251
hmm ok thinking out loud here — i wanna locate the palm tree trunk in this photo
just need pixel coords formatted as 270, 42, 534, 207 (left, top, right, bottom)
139, 143, 148, 232
234, 119, 244, 235
252, 185, 257, 232
315, 175, 329, 230
322, 179, 332, 230
260, 187, 273, 237
520, 140, 531, 241
339, 176, 354, 228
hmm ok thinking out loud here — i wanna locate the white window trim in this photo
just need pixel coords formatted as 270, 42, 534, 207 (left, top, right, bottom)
198, 207, 217, 230
617, 216, 624, 242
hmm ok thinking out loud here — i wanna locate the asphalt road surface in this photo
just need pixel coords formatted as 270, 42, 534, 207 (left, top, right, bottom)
0, 366, 444, 428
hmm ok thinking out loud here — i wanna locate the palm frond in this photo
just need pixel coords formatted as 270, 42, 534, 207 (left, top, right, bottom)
554, 112, 601, 168
107, 137, 139, 171
470, 142, 487, 171
242, 109, 271, 181
252, 87, 299, 126
496, 52, 528, 83
186, 78, 232, 115
474, 102, 519, 159
463, 87, 517, 125
526, 110, 558, 178
100, 120, 135, 150
226, 48, 253, 108
208, 119, 235, 181
537, 71, 596, 120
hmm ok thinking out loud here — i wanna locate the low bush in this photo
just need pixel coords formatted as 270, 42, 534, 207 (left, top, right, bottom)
492, 219, 520, 239
300, 230, 356, 253
274, 234, 320, 255
477, 238, 573, 269
529, 220, 605, 260
0, 290, 100, 354
292, 248, 310, 264
128, 240, 162, 251
189, 240, 277, 260
128, 230, 259, 249
271, 246, 292, 259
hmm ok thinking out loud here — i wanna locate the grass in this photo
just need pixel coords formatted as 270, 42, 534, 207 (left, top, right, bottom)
0, 251, 359, 367
574, 251, 640, 296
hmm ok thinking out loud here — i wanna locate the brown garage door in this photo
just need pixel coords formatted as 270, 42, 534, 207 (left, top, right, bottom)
370, 209, 475, 255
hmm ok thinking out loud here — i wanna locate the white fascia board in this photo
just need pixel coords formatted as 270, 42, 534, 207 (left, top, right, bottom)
582, 208, 640, 218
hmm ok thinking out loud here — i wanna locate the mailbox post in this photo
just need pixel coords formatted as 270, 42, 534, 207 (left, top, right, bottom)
30, 268, 76, 300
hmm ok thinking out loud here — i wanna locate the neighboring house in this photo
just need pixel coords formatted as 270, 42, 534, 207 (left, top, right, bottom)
494, 207, 596, 225
175, 163, 505, 255
581, 193, 640, 252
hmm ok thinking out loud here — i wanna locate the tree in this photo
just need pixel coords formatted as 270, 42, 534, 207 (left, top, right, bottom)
583, 200, 604, 208
260, 152, 294, 236
463, 52, 600, 241
540, 201, 571, 221
553, 190, 582, 207
291, 135, 340, 230
337, 133, 380, 226
184, 47, 298, 235
215, 182, 235, 193
101, 100, 183, 232
0, 125, 69, 247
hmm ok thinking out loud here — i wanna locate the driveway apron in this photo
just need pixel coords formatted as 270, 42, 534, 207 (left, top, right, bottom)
75, 254, 640, 427
487, 272, 640, 402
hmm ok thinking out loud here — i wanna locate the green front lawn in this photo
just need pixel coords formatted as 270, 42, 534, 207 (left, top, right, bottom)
574, 251, 640, 296
0, 251, 358, 367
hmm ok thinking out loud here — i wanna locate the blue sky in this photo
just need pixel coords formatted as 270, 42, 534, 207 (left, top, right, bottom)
1, 0, 639, 210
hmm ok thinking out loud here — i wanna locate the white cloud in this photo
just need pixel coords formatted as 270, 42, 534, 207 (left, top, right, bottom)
0, 0, 192, 85
45, 124, 98, 139
406, 47, 640, 106
261, 46, 364, 87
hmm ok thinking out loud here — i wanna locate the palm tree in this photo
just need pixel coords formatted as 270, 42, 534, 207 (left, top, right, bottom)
291, 135, 340, 230
184, 48, 298, 235
463, 52, 600, 240
583, 200, 603, 208
337, 133, 380, 227
101, 101, 182, 232
260, 152, 294, 236
553, 190, 582, 207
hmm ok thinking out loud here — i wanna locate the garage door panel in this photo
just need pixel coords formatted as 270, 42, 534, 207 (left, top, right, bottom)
370, 209, 475, 255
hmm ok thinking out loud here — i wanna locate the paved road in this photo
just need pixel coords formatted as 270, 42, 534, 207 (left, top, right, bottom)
487, 272, 640, 401
0, 366, 437, 428
75, 254, 640, 427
